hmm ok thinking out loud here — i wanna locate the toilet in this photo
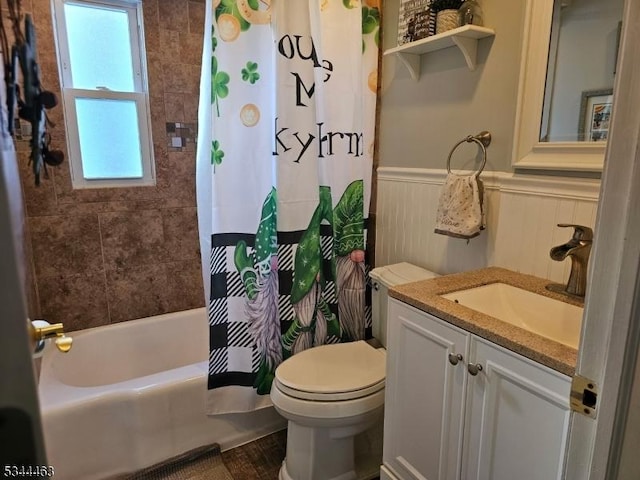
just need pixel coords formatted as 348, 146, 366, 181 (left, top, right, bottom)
271, 262, 438, 480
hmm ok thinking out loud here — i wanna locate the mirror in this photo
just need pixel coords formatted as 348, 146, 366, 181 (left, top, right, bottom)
513, 0, 625, 171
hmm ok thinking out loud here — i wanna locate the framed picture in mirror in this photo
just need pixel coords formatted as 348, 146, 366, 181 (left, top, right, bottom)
578, 89, 613, 142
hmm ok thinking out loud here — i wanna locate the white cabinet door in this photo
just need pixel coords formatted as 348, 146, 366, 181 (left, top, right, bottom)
384, 299, 469, 480
462, 337, 572, 480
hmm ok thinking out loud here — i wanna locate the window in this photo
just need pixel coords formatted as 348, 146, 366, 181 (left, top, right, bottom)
52, 0, 154, 188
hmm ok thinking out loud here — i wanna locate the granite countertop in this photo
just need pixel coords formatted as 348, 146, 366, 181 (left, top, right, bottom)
389, 267, 584, 376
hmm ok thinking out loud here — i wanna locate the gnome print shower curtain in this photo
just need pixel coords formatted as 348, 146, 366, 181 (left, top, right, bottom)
196, 0, 379, 413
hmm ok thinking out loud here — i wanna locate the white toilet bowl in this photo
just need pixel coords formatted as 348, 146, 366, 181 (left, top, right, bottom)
270, 341, 386, 480
271, 263, 440, 480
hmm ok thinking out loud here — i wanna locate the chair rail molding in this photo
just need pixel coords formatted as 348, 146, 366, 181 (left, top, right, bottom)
377, 167, 601, 201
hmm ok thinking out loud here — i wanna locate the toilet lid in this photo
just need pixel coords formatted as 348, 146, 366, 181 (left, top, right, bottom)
274, 341, 386, 401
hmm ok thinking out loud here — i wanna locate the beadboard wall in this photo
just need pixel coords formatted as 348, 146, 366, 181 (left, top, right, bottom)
375, 167, 601, 284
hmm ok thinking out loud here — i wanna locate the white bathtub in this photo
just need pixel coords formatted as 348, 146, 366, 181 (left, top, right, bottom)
38, 307, 286, 480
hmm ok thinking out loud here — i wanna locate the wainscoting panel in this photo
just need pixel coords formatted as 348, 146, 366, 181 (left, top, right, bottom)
376, 168, 601, 284
375, 168, 503, 276
493, 177, 600, 283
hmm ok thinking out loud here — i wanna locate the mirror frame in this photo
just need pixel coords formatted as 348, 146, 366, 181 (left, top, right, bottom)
512, 0, 607, 172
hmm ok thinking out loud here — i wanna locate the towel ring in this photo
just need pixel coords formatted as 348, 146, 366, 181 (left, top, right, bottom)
446, 131, 491, 175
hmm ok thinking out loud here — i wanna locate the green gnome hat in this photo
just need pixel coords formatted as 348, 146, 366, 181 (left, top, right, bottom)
235, 188, 277, 300
333, 180, 364, 257
290, 186, 333, 304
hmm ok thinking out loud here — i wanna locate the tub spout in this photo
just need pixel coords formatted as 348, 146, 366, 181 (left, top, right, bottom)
547, 224, 593, 298
30, 319, 73, 353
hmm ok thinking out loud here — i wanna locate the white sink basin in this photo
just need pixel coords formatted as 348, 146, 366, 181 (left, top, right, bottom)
441, 283, 583, 349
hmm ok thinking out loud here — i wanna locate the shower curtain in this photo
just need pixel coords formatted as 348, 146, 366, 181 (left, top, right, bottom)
196, 0, 380, 414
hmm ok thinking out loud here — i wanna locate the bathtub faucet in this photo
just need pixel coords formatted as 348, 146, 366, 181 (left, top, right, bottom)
30, 319, 73, 353
546, 224, 593, 298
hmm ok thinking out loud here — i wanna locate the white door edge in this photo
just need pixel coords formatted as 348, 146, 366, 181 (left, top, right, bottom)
564, 0, 640, 478
0, 125, 47, 462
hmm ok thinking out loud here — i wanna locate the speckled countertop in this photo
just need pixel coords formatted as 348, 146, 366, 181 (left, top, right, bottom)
389, 267, 584, 376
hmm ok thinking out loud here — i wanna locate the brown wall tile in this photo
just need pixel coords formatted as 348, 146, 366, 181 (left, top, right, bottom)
158, 0, 189, 32
166, 151, 197, 178
19, 0, 205, 330
144, 22, 161, 53
38, 273, 109, 330
180, 33, 204, 66
106, 264, 170, 322
100, 210, 167, 269
164, 93, 186, 122
183, 93, 200, 123
149, 94, 168, 144
165, 260, 205, 312
185, 65, 201, 94
159, 29, 181, 62
20, 168, 59, 217
22, 219, 41, 320
142, 0, 159, 26
146, 51, 166, 98
157, 173, 196, 206
29, 215, 103, 277
162, 208, 200, 262
162, 63, 197, 94
188, 1, 205, 35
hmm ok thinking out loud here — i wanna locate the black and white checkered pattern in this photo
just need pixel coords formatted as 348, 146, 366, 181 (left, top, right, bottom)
278, 294, 295, 322
277, 244, 295, 270
210, 247, 225, 275
226, 271, 245, 297
207, 226, 371, 392
208, 298, 227, 325
209, 348, 227, 375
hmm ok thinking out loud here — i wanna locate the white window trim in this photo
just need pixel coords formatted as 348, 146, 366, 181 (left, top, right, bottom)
51, 0, 155, 189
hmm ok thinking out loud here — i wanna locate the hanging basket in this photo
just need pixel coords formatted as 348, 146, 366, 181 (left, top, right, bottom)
436, 9, 460, 34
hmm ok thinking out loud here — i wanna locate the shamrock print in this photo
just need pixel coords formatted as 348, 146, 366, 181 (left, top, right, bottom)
211, 56, 230, 116
241, 61, 260, 84
211, 140, 225, 171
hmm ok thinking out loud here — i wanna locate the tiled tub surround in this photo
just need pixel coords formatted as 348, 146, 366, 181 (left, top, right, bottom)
390, 267, 583, 376
18, 0, 206, 330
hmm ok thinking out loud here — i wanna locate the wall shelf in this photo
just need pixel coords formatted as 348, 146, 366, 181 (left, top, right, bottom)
383, 25, 495, 80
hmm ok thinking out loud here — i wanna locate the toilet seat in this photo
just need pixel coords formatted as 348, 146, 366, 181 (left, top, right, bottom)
274, 341, 386, 401
273, 377, 385, 402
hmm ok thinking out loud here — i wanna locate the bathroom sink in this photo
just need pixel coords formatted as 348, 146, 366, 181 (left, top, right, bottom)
441, 283, 583, 349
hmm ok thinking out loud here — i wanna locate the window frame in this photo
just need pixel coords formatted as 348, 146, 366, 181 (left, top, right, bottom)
51, 0, 155, 189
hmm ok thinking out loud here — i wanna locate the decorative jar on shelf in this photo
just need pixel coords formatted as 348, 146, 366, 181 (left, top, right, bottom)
436, 9, 460, 34
458, 0, 484, 26
431, 0, 464, 34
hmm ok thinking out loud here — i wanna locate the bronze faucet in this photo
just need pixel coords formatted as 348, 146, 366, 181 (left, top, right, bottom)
546, 224, 593, 298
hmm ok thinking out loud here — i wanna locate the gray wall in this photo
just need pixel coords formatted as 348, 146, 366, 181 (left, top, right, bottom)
379, 0, 526, 172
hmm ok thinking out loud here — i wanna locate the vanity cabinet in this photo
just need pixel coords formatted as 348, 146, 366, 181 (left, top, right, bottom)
382, 297, 469, 480
382, 298, 572, 480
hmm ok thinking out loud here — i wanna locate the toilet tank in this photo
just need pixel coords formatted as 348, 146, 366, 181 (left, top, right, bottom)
369, 262, 439, 347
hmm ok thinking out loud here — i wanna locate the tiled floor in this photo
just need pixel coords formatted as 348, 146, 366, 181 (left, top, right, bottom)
122, 430, 287, 480
222, 430, 287, 480
223, 429, 380, 480
125, 429, 380, 480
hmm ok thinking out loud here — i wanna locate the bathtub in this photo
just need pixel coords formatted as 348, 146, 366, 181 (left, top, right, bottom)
38, 308, 286, 480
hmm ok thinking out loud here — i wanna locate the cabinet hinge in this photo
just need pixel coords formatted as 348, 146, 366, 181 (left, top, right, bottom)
570, 375, 598, 419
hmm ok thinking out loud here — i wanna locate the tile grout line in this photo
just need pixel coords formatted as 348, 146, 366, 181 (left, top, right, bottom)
97, 214, 112, 324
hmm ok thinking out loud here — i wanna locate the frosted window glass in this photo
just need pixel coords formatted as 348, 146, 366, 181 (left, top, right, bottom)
64, 3, 135, 91
75, 98, 143, 179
